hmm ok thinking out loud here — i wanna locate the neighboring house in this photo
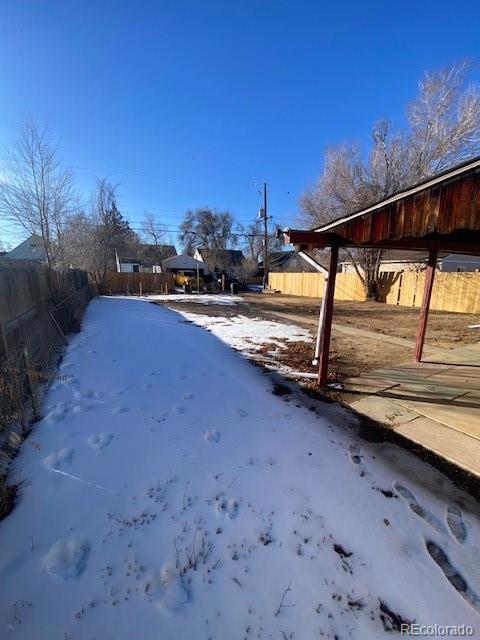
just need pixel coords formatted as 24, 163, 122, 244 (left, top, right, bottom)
116, 244, 177, 273
440, 254, 480, 272
193, 248, 245, 274
161, 254, 210, 277
337, 250, 478, 274
5, 234, 48, 262
263, 249, 330, 274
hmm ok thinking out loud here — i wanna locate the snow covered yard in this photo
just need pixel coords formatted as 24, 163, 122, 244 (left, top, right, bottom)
147, 293, 244, 306
1, 297, 480, 639
176, 310, 313, 373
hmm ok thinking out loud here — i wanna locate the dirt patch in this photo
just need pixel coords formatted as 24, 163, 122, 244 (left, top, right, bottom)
243, 293, 480, 349
271, 382, 291, 396
153, 296, 414, 398
378, 599, 412, 632
163, 293, 479, 385
0, 476, 17, 521
333, 543, 353, 559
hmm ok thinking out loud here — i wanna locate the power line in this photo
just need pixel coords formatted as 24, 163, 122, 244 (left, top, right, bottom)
70, 164, 262, 185
60, 219, 278, 239
121, 209, 280, 224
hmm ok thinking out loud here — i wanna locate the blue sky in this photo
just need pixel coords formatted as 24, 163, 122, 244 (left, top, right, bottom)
1, 0, 479, 247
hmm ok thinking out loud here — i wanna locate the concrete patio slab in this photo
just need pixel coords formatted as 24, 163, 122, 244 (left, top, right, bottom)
350, 396, 419, 427
340, 376, 397, 395
342, 342, 480, 476
394, 417, 480, 476
381, 381, 465, 401
392, 398, 480, 439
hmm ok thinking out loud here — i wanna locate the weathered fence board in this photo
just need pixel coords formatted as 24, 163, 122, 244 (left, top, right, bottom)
101, 272, 175, 295
269, 271, 480, 314
0, 260, 91, 429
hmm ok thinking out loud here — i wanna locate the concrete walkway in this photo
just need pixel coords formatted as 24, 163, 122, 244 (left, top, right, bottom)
342, 343, 480, 476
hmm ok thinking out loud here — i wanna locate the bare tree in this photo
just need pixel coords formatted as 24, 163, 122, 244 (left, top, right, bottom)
0, 116, 75, 267
63, 179, 138, 292
231, 256, 260, 283
141, 211, 169, 246
238, 219, 284, 263
406, 62, 480, 180
301, 62, 480, 299
179, 207, 238, 270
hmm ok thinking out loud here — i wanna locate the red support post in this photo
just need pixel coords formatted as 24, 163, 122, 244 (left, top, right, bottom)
318, 245, 339, 386
414, 249, 438, 362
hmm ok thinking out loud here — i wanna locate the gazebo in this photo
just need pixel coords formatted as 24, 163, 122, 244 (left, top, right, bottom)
283, 156, 480, 385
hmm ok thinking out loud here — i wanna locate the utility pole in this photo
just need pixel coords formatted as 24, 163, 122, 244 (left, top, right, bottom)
262, 182, 268, 289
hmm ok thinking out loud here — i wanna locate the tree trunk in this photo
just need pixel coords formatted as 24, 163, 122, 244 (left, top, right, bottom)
364, 275, 380, 300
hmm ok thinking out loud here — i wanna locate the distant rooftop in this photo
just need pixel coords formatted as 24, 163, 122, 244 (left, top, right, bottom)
6, 234, 47, 261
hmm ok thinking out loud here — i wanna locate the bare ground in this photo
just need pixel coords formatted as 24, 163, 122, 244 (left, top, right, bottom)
241, 293, 480, 350
158, 292, 479, 389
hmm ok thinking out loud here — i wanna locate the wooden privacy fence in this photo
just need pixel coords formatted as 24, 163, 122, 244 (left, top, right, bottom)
0, 259, 91, 450
101, 272, 175, 295
268, 271, 480, 314
268, 272, 365, 302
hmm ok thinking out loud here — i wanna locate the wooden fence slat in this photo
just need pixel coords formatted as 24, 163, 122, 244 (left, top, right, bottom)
268, 271, 480, 314
101, 272, 175, 295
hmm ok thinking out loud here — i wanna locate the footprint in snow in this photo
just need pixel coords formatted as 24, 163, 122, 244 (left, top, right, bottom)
204, 430, 221, 444
426, 540, 480, 613
348, 443, 368, 476
145, 564, 189, 613
348, 443, 362, 464
394, 483, 447, 535
171, 406, 186, 415
234, 408, 248, 418
73, 388, 99, 401
44, 403, 69, 425
72, 403, 97, 414
87, 433, 114, 451
215, 495, 239, 519
446, 505, 468, 544
43, 448, 74, 470
112, 406, 129, 414
108, 388, 126, 398
183, 393, 194, 400
43, 537, 90, 580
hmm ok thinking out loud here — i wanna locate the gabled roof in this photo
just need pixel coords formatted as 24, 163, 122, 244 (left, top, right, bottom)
265, 251, 295, 269
299, 249, 331, 271
119, 244, 177, 266
162, 254, 209, 271
196, 248, 245, 267
6, 234, 47, 261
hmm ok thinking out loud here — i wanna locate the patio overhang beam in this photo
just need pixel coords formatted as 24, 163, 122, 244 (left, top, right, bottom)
283, 230, 480, 256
